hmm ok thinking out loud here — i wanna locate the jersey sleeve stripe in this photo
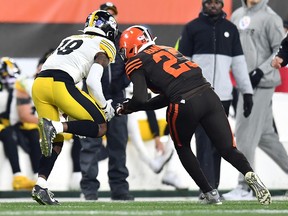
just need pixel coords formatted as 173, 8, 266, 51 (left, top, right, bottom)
100, 39, 116, 63
126, 58, 143, 76
126, 58, 142, 70
126, 64, 142, 76
101, 39, 116, 56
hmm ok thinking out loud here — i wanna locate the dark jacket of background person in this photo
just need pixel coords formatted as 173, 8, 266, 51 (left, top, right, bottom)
178, 11, 253, 101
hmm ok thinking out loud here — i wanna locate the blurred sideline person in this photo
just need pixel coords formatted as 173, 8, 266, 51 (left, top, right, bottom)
117, 25, 271, 205
0, 57, 36, 190
177, 0, 253, 195
223, 0, 288, 200
271, 33, 288, 69
126, 83, 188, 189
9, 50, 55, 185
69, 134, 82, 190
31, 10, 118, 205
79, 2, 133, 201
272, 20, 288, 94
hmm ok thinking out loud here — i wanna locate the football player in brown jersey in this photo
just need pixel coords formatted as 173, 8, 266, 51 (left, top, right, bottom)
117, 25, 271, 205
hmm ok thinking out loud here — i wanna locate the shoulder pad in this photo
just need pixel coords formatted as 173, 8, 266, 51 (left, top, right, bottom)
100, 38, 116, 63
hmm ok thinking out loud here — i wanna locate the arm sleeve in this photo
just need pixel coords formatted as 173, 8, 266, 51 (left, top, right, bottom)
86, 63, 107, 108
125, 70, 148, 111
126, 70, 169, 111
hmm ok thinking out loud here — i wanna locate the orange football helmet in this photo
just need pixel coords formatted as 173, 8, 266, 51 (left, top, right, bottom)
119, 25, 156, 61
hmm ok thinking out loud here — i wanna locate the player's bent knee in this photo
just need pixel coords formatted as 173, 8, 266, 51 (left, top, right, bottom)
97, 123, 107, 137
218, 146, 234, 159
53, 142, 63, 154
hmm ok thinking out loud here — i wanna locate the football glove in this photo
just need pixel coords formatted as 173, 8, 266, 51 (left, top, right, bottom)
115, 103, 124, 116
243, 94, 253, 118
116, 98, 133, 115
249, 68, 264, 88
101, 99, 115, 121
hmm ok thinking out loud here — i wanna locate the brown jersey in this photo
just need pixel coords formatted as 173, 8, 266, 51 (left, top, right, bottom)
125, 45, 211, 103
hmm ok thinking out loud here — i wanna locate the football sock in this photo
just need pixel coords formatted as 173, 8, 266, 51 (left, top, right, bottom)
67, 120, 99, 137
176, 145, 213, 193
36, 177, 48, 189
38, 150, 58, 179
52, 121, 63, 134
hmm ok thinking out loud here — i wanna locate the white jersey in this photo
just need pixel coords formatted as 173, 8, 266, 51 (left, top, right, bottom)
42, 34, 116, 83
0, 89, 9, 115
9, 75, 35, 126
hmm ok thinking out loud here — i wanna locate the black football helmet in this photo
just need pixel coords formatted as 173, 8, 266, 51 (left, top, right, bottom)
0, 57, 21, 89
83, 10, 118, 42
0, 57, 20, 78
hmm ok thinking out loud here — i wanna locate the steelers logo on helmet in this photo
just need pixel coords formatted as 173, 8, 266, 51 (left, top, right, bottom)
83, 10, 118, 42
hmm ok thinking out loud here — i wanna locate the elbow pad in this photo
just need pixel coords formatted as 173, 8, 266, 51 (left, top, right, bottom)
86, 63, 106, 108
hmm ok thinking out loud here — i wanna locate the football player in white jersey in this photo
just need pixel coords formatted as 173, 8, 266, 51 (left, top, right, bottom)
31, 10, 118, 205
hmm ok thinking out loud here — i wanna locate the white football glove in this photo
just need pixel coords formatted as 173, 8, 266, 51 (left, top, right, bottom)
102, 99, 115, 121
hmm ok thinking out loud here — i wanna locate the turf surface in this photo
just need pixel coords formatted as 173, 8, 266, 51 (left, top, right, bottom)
0, 200, 287, 216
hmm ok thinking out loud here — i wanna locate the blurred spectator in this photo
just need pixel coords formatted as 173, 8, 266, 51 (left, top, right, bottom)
223, 0, 288, 200
271, 20, 288, 72
9, 50, 54, 184
283, 20, 288, 33
0, 57, 36, 190
271, 25, 288, 94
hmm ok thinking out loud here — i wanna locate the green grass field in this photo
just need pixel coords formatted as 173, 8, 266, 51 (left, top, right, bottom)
0, 200, 288, 216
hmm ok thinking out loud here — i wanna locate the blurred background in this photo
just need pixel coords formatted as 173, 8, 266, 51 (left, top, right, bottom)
0, 0, 287, 58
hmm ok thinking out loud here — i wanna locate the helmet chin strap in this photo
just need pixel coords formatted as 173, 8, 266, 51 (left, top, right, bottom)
133, 45, 138, 56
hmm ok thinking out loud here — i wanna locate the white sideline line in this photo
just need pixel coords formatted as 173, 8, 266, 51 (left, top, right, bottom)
1, 209, 288, 215
0, 195, 287, 203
